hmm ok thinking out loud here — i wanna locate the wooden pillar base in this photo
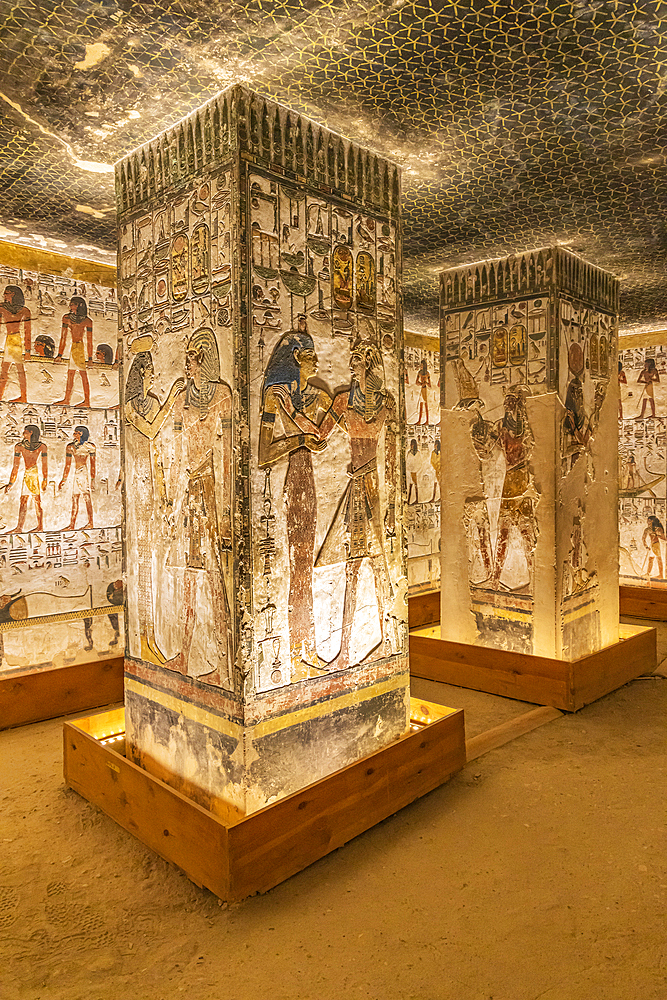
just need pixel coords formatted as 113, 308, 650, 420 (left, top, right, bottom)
409, 624, 656, 712
619, 585, 667, 621
63, 698, 466, 902
0, 656, 124, 730
408, 590, 440, 629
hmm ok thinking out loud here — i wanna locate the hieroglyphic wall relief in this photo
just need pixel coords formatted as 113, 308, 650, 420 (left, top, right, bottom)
440, 247, 619, 659
618, 335, 667, 588
118, 86, 408, 815
0, 253, 123, 674
404, 333, 440, 595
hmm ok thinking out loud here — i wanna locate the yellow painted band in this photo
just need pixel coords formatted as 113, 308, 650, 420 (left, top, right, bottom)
125, 670, 409, 742
404, 329, 439, 351
249, 670, 409, 740
125, 675, 243, 741
0, 239, 116, 285
619, 330, 667, 350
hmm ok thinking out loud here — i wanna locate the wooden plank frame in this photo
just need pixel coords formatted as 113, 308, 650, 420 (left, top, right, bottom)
408, 590, 441, 629
0, 656, 123, 730
63, 698, 466, 902
619, 585, 667, 621
409, 623, 656, 712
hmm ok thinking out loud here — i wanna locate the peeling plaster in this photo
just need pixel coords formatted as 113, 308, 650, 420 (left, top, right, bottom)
74, 42, 111, 70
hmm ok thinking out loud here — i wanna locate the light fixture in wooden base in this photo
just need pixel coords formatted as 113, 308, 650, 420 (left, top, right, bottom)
0, 656, 123, 730
619, 585, 667, 621
409, 624, 656, 712
63, 698, 466, 903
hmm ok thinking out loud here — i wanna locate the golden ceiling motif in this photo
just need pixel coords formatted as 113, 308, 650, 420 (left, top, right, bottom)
1, 0, 666, 330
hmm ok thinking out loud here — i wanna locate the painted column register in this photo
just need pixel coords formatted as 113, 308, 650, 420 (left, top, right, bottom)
440, 248, 620, 659
117, 85, 409, 815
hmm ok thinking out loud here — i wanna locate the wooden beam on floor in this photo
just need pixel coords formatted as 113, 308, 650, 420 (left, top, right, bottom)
466, 706, 563, 762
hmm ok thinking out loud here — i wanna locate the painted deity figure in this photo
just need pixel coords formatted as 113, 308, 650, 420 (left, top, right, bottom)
314, 341, 399, 670
0, 285, 31, 403
167, 328, 234, 687
637, 358, 659, 419
1, 425, 48, 532
470, 386, 537, 591
55, 297, 93, 406
58, 425, 96, 529
258, 316, 330, 680
124, 340, 185, 666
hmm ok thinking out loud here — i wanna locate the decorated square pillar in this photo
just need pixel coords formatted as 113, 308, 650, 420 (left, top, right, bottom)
440, 248, 620, 659
117, 86, 409, 816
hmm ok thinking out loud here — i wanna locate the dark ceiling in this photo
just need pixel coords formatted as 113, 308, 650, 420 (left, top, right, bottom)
1, 0, 667, 331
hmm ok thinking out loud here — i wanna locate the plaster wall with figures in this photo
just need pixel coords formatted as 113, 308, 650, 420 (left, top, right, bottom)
0, 249, 123, 676
618, 332, 667, 589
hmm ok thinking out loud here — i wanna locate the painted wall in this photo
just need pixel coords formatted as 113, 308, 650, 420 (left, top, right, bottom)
440, 247, 619, 659
118, 86, 409, 815
0, 251, 123, 675
404, 332, 441, 595
618, 333, 667, 588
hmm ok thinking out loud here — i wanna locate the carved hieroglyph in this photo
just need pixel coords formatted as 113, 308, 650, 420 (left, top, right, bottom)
440, 248, 620, 659
0, 256, 123, 674
618, 332, 667, 588
118, 86, 409, 816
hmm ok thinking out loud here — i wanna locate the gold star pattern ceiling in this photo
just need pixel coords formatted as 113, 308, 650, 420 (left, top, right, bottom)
1, 0, 666, 330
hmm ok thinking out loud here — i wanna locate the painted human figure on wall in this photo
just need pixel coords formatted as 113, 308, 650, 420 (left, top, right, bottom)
168, 327, 234, 686
562, 375, 590, 469
314, 341, 398, 669
58, 426, 96, 529
258, 317, 330, 680
643, 515, 666, 580
125, 340, 185, 665
415, 358, 431, 424
0, 286, 31, 403
406, 438, 420, 505
470, 386, 536, 591
637, 358, 659, 419
618, 360, 627, 420
1, 425, 47, 532
55, 297, 93, 406
430, 439, 441, 503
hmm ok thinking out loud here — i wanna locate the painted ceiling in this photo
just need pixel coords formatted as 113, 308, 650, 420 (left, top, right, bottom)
1, 0, 666, 331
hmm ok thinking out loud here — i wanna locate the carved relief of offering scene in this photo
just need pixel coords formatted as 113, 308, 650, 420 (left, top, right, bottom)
248, 170, 405, 693
404, 341, 441, 594
441, 250, 617, 655
0, 264, 123, 673
618, 342, 667, 588
121, 165, 236, 690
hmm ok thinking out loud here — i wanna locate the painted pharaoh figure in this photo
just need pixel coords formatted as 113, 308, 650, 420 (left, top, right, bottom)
258, 317, 330, 681
167, 327, 234, 686
124, 337, 185, 666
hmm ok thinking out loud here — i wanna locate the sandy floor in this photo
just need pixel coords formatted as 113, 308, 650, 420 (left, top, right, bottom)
1, 648, 665, 999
